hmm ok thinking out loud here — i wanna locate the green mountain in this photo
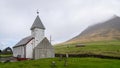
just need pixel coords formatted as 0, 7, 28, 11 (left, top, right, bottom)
66, 15, 120, 44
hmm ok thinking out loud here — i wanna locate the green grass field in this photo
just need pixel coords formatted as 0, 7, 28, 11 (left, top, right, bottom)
0, 57, 120, 68
0, 54, 12, 58
0, 40, 120, 68
54, 40, 120, 57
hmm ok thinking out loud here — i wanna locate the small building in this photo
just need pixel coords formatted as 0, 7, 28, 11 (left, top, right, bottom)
2, 47, 13, 54
13, 12, 54, 59
76, 44, 85, 47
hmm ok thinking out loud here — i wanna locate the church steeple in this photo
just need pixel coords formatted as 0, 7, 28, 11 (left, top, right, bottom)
30, 12, 45, 30
31, 11, 45, 46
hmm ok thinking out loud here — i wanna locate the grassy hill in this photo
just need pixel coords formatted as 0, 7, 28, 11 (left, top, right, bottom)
54, 40, 120, 57
0, 57, 120, 68
54, 15, 120, 57
66, 15, 120, 44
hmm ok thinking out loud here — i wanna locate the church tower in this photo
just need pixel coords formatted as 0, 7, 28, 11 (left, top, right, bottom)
30, 12, 45, 46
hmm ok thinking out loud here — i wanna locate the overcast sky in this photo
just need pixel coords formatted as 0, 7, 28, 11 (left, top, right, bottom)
0, 0, 120, 49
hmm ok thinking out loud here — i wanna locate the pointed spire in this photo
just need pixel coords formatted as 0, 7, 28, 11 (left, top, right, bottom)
30, 11, 45, 30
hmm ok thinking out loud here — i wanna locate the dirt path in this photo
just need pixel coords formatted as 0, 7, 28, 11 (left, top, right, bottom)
0, 57, 17, 62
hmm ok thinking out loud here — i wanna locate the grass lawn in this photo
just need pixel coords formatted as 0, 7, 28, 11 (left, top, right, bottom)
54, 40, 120, 57
0, 54, 12, 58
0, 40, 120, 68
0, 57, 120, 68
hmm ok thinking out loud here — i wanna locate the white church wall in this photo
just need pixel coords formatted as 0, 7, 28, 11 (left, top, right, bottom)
46, 49, 55, 58
34, 48, 45, 59
13, 48, 17, 57
26, 39, 34, 58
32, 28, 44, 47
34, 48, 55, 59
13, 46, 25, 58
21, 46, 25, 58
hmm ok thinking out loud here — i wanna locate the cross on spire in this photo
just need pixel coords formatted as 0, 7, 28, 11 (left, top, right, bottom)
37, 9, 39, 15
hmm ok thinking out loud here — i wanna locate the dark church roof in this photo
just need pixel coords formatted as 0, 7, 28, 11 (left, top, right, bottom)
30, 15, 45, 30
13, 36, 34, 48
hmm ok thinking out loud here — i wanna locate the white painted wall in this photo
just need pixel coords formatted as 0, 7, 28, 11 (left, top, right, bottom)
13, 39, 35, 59
26, 39, 35, 58
31, 28, 45, 47
13, 48, 17, 57
13, 27, 46, 59
34, 48, 54, 59
13, 46, 25, 58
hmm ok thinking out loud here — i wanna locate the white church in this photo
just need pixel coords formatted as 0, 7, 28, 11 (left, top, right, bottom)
13, 12, 54, 59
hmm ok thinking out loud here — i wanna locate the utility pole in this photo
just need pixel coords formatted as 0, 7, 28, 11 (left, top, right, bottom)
50, 35, 52, 44
50, 35, 54, 45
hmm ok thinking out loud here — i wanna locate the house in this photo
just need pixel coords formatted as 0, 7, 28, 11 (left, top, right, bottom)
13, 12, 54, 59
2, 47, 13, 54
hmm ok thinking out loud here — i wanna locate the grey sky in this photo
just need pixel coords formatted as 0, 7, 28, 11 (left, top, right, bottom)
0, 0, 120, 49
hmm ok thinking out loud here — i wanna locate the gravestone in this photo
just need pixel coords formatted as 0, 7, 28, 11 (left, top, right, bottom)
59, 54, 63, 61
51, 61, 56, 68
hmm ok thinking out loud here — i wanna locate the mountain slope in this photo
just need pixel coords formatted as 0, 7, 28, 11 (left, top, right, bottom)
66, 15, 120, 44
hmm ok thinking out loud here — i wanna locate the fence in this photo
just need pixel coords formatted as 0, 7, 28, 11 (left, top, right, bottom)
55, 54, 120, 60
